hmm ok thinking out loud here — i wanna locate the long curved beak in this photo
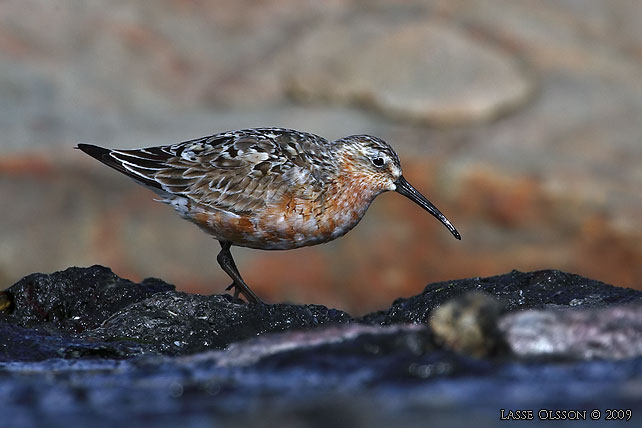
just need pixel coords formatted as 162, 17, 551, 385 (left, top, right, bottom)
394, 176, 461, 240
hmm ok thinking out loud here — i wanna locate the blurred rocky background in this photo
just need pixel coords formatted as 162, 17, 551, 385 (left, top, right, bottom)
1, 0, 641, 314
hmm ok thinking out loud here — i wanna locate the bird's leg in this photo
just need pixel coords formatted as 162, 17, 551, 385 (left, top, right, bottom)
222, 247, 241, 298
216, 241, 262, 304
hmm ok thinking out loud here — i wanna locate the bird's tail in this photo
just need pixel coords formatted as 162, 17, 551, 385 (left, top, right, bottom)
76, 143, 165, 191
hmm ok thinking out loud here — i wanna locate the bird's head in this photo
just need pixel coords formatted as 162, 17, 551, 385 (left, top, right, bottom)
334, 135, 461, 240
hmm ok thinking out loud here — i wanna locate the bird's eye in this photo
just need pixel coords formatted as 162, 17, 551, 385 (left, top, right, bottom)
372, 157, 385, 167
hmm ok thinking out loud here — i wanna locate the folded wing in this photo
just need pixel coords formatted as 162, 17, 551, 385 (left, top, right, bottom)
77, 129, 330, 215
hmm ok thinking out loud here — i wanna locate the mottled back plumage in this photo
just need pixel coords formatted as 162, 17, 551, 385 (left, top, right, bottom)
87, 128, 332, 212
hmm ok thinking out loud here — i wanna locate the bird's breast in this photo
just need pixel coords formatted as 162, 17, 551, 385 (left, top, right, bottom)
250, 178, 377, 249
175, 174, 379, 250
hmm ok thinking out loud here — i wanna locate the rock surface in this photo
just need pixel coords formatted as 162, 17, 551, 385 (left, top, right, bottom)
4, 266, 174, 332
1, 266, 351, 360
2, 266, 642, 427
500, 302, 642, 360
429, 291, 507, 358
363, 269, 642, 325
3, 266, 642, 362
284, 17, 533, 124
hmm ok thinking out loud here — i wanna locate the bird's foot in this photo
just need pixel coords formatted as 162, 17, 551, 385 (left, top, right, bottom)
225, 282, 243, 301
225, 282, 263, 305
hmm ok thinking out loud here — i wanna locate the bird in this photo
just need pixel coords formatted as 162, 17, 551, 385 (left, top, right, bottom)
77, 127, 460, 304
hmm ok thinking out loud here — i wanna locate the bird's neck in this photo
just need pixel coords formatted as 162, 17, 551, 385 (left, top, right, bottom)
325, 155, 382, 220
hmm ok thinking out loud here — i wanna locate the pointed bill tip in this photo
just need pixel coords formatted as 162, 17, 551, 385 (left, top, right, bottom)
394, 175, 461, 240
452, 228, 461, 240
437, 215, 461, 240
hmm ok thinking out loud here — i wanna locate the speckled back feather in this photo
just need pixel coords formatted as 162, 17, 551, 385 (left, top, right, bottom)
80, 128, 341, 214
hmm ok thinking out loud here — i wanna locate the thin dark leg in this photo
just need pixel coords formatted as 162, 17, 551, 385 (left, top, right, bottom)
216, 241, 262, 304
222, 247, 243, 298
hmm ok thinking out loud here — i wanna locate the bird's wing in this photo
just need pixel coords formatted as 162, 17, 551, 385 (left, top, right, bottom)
78, 128, 332, 214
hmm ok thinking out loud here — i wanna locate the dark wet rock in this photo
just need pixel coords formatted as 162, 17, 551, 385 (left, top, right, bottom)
0, 323, 146, 362
2, 266, 642, 427
500, 302, 642, 360
1, 265, 352, 360
3, 266, 642, 362
218, 324, 437, 370
1, 266, 174, 333
364, 269, 642, 325
0, 291, 11, 311
84, 292, 352, 356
